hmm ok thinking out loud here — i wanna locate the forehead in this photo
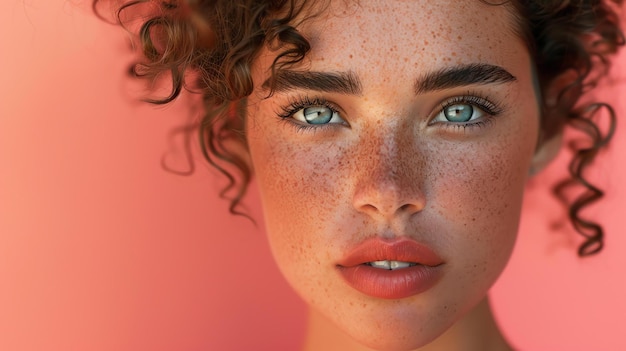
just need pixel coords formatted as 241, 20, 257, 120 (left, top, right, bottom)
279, 0, 524, 74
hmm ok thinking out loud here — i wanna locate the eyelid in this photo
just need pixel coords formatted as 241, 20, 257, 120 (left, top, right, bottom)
430, 94, 503, 124
277, 95, 347, 125
443, 95, 500, 115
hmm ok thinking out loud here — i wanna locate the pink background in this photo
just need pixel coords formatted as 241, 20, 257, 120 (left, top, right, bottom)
1, 1, 625, 350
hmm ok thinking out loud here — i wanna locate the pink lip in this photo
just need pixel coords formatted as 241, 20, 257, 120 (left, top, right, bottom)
336, 237, 444, 299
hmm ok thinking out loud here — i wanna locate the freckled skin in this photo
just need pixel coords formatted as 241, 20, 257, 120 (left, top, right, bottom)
246, 1, 539, 350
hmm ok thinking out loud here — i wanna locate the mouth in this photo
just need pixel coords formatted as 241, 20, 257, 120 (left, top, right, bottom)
365, 260, 419, 270
336, 237, 444, 299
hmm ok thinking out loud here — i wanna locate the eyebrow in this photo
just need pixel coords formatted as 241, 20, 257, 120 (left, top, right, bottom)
263, 63, 516, 96
263, 70, 363, 95
414, 63, 517, 94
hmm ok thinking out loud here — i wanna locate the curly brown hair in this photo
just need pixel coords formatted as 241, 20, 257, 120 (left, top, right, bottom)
94, 0, 624, 256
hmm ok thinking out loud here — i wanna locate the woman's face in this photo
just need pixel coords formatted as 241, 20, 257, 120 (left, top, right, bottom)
246, 0, 539, 349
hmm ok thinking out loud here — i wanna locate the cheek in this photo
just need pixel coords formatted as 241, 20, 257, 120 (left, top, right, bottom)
246, 124, 348, 287
425, 125, 537, 285
432, 139, 529, 231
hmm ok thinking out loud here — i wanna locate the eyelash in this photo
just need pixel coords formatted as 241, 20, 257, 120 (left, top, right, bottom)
276, 93, 504, 133
433, 93, 504, 132
277, 96, 342, 133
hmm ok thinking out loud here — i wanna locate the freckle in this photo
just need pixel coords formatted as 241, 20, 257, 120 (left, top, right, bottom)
349, 54, 353, 59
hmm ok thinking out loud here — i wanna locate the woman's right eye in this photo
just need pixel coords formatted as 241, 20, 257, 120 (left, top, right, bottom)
291, 105, 345, 125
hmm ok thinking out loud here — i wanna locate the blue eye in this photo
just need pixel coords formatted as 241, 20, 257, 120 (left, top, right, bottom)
303, 106, 334, 124
432, 95, 500, 126
291, 104, 344, 125
278, 97, 347, 131
443, 104, 474, 122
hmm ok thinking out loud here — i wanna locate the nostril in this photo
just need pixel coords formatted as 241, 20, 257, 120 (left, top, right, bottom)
399, 203, 423, 215
357, 202, 423, 219
352, 178, 426, 219
362, 204, 378, 213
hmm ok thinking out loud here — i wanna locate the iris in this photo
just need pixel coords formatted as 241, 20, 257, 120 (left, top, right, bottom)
303, 106, 333, 124
444, 104, 474, 122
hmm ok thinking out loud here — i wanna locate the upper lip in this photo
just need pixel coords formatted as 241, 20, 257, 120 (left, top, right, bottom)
336, 237, 444, 267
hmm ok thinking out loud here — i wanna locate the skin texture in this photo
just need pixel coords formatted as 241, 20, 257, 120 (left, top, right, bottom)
245, 0, 543, 350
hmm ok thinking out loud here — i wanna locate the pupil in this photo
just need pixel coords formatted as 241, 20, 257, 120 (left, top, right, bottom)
304, 106, 333, 124
444, 104, 473, 122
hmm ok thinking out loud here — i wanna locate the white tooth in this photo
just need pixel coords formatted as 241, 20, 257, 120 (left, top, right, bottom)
369, 260, 391, 269
390, 261, 412, 270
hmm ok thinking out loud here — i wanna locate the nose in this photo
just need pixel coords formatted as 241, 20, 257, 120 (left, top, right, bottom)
352, 125, 426, 221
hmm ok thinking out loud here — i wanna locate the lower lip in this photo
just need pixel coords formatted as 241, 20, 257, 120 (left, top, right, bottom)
337, 264, 442, 299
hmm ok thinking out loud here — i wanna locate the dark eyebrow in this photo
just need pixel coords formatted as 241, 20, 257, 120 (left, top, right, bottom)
263, 70, 363, 95
262, 63, 514, 96
414, 63, 517, 94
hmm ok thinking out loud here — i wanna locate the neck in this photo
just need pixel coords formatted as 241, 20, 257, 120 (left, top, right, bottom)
301, 297, 513, 351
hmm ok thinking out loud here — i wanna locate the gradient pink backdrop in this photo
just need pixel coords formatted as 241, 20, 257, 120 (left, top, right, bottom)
1, 1, 625, 350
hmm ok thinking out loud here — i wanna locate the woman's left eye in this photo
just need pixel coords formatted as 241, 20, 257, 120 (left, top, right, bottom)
291, 105, 344, 125
433, 102, 485, 124
430, 95, 502, 126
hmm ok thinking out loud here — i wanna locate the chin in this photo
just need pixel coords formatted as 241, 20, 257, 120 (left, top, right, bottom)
333, 306, 454, 351
350, 332, 438, 351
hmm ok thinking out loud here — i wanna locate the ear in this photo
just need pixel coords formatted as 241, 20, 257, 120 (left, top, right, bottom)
528, 69, 579, 176
544, 68, 581, 110
529, 133, 563, 176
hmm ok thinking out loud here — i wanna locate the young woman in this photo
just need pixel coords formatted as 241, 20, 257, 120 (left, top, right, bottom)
95, 0, 624, 350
